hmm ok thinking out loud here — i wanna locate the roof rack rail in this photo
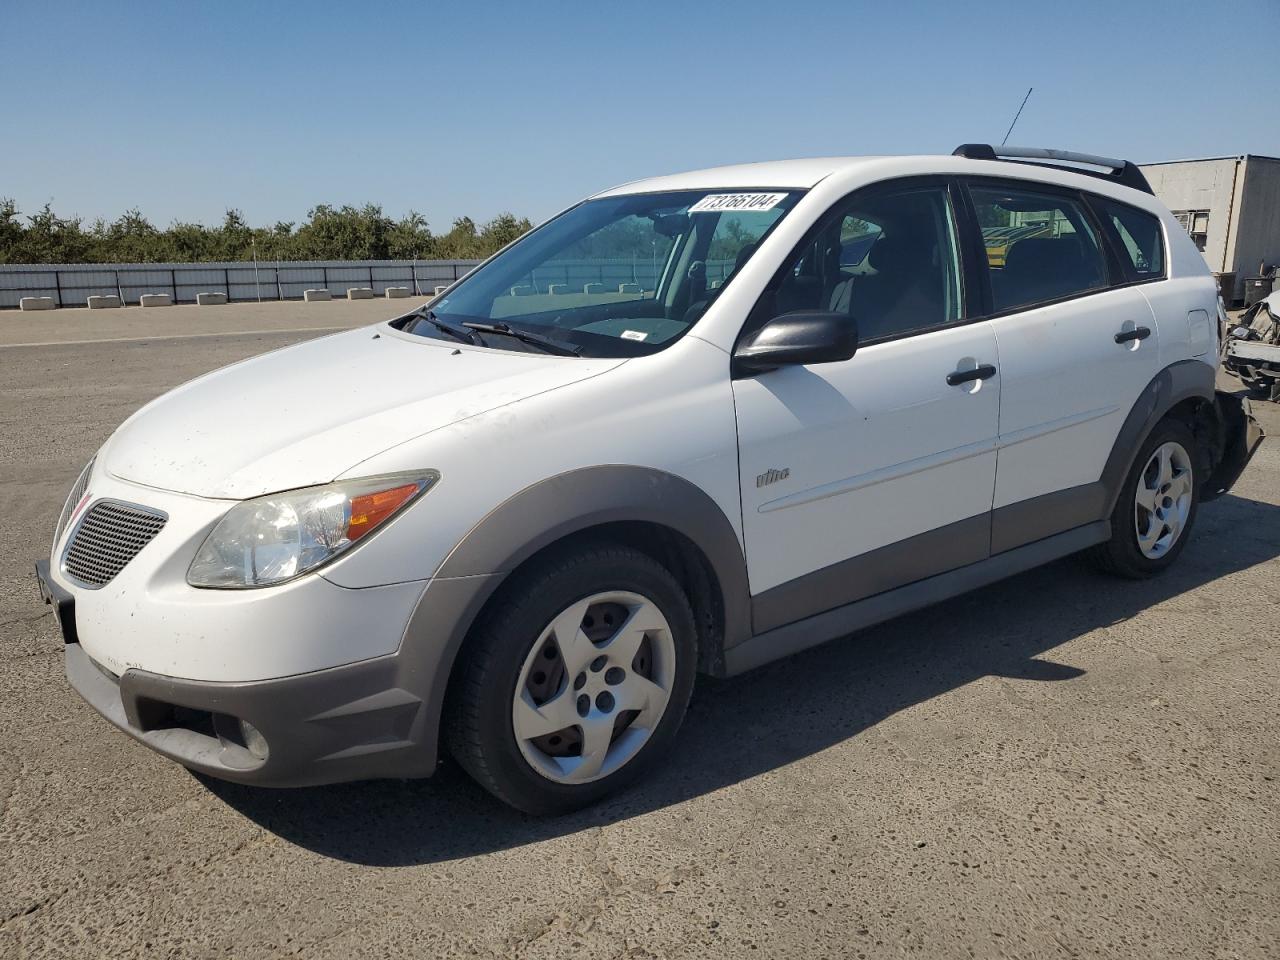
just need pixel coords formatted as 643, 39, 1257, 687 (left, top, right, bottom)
952, 144, 1154, 195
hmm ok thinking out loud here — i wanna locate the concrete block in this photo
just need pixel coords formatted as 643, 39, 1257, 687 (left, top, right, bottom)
87, 295, 122, 309
347, 287, 375, 300
303, 288, 331, 302
618, 282, 642, 294
510, 285, 534, 296
196, 292, 228, 305
583, 282, 605, 294
19, 296, 56, 311
434, 285, 449, 295
384, 286, 411, 298
139, 293, 172, 307
547, 284, 569, 295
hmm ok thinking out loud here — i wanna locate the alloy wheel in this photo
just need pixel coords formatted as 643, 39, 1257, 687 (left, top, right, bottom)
1134, 441, 1193, 559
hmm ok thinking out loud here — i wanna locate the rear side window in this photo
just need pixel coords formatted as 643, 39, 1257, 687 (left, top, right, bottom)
969, 185, 1108, 313
1095, 198, 1165, 280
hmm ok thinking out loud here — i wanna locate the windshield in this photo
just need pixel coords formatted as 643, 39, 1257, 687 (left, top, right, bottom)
398, 189, 802, 357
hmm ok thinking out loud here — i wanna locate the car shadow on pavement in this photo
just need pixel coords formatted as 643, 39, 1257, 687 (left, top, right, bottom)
202, 492, 1280, 865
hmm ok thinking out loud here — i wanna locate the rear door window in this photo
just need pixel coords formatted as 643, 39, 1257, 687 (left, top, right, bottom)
1094, 197, 1165, 281
968, 184, 1109, 313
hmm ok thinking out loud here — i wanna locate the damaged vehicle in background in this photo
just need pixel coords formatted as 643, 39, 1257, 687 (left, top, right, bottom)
1223, 287, 1280, 401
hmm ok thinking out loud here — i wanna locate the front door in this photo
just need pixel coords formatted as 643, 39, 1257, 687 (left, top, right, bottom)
732, 180, 1002, 633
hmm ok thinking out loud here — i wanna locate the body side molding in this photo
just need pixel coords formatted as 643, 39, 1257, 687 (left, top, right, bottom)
990, 483, 1108, 555
751, 513, 989, 634
726, 521, 1110, 676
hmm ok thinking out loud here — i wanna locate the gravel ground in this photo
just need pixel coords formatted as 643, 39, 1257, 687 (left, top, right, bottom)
1, 302, 1277, 959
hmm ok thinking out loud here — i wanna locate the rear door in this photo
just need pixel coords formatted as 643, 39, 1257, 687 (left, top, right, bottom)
962, 179, 1165, 552
732, 179, 1002, 632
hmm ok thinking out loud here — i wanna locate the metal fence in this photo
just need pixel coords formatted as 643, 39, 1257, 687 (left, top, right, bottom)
0, 257, 742, 309
522, 258, 736, 294
0, 259, 482, 309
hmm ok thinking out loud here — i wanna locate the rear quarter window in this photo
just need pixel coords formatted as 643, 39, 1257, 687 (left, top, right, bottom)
1095, 197, 1165, 281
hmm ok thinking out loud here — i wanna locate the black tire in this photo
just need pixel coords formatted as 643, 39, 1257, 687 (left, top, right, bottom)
444, 542, 697, 815
1087, 417, 1202, 579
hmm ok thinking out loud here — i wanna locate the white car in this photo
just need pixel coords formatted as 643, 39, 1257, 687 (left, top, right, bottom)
37, 145, 1261, 814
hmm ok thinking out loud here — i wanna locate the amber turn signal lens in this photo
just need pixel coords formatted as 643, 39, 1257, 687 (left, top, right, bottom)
346, 483, 421, 541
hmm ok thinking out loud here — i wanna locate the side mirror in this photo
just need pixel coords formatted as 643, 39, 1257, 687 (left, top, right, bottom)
732, 311, 858, 376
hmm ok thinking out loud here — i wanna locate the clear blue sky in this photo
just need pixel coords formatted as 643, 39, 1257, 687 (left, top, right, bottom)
5, 0, 1278, 231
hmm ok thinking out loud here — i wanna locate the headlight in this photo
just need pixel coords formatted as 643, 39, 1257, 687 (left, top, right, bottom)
187, 472, 438, 588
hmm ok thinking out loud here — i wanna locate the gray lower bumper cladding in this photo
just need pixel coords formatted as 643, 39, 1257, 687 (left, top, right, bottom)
63, 642, 438, 787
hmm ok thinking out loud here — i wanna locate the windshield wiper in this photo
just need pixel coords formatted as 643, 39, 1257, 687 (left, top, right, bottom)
462, 321, 581, 357
410, 308, 481, 345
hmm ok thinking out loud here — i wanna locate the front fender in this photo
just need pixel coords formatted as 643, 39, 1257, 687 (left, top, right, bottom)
393, 466, 751, 771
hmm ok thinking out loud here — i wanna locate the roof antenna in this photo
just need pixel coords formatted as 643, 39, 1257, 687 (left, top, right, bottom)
1000, 87, 1033, 147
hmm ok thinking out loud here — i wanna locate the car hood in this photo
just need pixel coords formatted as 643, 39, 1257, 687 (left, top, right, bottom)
102, 325, 624, 499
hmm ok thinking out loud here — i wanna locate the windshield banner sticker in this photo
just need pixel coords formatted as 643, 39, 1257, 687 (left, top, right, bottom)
688, 193, 788, 213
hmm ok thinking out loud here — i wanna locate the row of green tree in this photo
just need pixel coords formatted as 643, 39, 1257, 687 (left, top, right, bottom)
0, 199, 533, 264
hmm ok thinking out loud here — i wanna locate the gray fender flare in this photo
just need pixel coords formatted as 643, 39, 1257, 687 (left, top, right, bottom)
397, 466, 751, 768
1099, 359, 1216, 514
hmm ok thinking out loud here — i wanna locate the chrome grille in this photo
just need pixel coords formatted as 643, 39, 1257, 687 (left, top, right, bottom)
54, 457, 95, 546
63, 500, 167, 588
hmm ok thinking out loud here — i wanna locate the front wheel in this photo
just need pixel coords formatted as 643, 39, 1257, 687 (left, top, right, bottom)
445, 543, 697, 815
1087, 418, 1201, 578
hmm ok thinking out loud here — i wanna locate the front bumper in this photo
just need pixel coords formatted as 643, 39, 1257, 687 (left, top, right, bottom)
38, 554, 498, 787
61, 639, 435, 787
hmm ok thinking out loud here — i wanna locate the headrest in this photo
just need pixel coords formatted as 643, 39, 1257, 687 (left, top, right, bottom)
867, 235, 915, 274
1004, 237, 1084, 274
734, 241, 760, 272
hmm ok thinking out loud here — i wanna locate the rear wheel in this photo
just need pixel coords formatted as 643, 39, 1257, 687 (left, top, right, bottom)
1088, 418, 1201, 578
446, 543, 696, 815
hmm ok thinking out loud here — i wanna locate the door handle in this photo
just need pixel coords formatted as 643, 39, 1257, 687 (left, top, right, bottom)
946, 363, 997, 386
1114, 325, 1151, 344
